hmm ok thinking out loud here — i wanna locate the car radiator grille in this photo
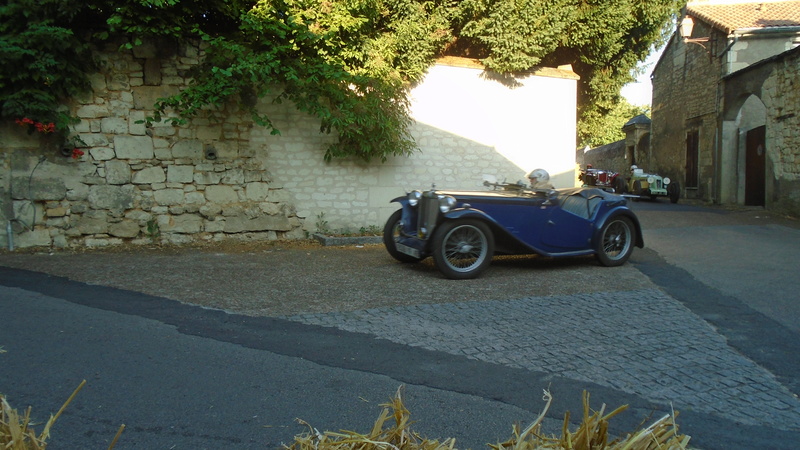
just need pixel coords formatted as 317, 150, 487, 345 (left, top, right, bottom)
417, 195, 440, 239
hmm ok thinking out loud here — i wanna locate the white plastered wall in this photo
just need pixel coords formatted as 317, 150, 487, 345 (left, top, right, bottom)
252, 59, 579, 232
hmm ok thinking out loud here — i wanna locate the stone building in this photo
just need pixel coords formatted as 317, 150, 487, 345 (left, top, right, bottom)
0, 40, 579, 250
650, 0, 800, 214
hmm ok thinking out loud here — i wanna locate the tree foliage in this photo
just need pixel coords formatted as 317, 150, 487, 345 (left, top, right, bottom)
0, 0, 96, 130
1, 0, 679, 160
578, 99, 650, 149
556, 0, 677, 146
449, 0, 679, 147
451, 0, 574, 71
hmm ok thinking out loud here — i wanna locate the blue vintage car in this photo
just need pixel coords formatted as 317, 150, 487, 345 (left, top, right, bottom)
383, 181, 644, 279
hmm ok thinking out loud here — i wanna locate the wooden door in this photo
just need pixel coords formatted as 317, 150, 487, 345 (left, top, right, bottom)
745, 126, 766, 206
685, 131, 699, 189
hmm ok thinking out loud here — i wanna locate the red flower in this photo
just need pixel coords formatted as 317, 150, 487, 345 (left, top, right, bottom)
71, 148, 85, 159
16, 117, 54, 133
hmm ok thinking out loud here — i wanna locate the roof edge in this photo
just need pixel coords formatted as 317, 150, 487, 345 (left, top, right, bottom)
434, 56, 580, 80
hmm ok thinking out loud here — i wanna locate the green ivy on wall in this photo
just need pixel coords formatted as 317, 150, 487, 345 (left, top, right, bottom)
1, 0, 680, 160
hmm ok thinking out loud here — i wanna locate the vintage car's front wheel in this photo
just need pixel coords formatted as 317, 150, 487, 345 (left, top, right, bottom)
632, 180, 644, 196
596, 216, 635, 267
432, 220, 495, 279
383, 209, 423, 263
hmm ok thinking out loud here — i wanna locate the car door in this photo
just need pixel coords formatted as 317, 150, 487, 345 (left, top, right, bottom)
540, 193, 595, 250
470, 195, 552, 247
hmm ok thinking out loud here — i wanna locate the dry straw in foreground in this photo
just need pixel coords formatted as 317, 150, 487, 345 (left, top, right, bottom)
285, 387, 691, 450
1, 380, 125, 450
1, 380, 86, 450
3, 382, 689, 449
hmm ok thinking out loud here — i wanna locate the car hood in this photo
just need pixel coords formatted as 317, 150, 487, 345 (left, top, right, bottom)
434, 189, 536, 199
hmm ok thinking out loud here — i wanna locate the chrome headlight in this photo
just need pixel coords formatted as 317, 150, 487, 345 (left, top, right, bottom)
408, 190, 422, 206
438, 195, 457, 213
663, 177, 671, 185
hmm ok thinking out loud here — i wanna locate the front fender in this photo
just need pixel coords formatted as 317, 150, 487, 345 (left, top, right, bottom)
390, 196, 408, 205
390, 197, 418, 238
442, 208, 495, 222
594, 207, 645, 248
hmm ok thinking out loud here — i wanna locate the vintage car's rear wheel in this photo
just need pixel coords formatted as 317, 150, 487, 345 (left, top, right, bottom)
614, 176, 627, 194
383, 209, 423, 263
668, 181, 680, 204
432, 220, 494, 279
596, 216, 635, 267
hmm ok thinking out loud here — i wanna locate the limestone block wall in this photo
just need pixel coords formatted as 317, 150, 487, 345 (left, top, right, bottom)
651, 30, 725, 200
0, 41, 304, 250
653, 22, 800, 210
581, 141, 627, 176
0, 42, 579, 250
761, 48, 800, 215
254, 59, 580, 231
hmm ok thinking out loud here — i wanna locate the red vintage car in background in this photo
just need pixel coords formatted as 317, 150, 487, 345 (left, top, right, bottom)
578, 165, 627, 194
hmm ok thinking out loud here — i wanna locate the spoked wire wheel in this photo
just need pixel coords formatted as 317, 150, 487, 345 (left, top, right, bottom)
596, 216, 635, 266
432, 220, 494, 279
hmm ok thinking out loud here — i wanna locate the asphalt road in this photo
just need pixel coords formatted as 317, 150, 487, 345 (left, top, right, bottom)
1, 199, 799, 449
633, 201, 800, 333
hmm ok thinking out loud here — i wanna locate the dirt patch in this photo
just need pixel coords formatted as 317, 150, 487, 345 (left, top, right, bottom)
0, 239, 656, 317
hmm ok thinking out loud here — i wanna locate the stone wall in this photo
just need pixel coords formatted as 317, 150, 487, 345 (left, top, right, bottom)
651, 26, 723, 200
0, 40, 304, 249
652, 18, 800, 211
0, 41, 579, 250
580, 141, 627, 175
761, 47, 800, 215
715, 46, 800, 215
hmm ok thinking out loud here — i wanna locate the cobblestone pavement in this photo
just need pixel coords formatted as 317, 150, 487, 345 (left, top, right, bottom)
284, 287, 800, 432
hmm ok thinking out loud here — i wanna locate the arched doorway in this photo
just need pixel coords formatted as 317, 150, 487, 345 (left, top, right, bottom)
736, 96, 767, 206
721, 94, 767, 206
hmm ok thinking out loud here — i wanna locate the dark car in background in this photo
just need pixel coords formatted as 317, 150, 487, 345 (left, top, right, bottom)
383, 179, 644, 279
